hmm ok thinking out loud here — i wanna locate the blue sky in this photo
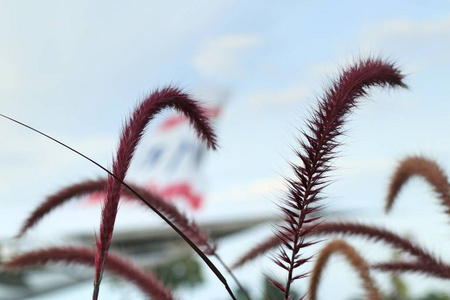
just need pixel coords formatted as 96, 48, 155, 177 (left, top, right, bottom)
0, 1, 450, 299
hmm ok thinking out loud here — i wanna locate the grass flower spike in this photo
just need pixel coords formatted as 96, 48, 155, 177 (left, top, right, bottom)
232, 221, 440, 270
17, 178, 216, 255
3, 246, 174, 300
94, 86, 217, 299
308, 240, 381, 300
386, 155, 450, 215
273, 58, 406, 298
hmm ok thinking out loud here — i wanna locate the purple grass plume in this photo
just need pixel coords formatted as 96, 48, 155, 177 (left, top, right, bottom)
232, 234, 279, 270
17, 179, 108, 238
269, 58, 406, 298
386, 155, 450, 215
232, 221, 441, 270
3, 246, 174, 300
94, 86, 217, 299
372, 260, 450, 280
16, 178, 216, 255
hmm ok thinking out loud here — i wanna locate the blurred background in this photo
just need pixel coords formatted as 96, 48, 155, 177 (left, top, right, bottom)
0, 1, 449, 299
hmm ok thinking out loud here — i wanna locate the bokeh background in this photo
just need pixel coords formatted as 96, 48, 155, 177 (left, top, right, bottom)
0, 1, 449, 299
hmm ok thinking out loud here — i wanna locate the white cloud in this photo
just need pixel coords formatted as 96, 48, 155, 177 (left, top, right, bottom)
363, 17, 450, 42
192, 34, 263, 76
335, 156, 395, 177
0, 130, 116, 203
207, 157, 394, 204
249, 85, 309, 107
210, 177, 285, 203
311, 15, 450, 82
360, 15, 450, 67
312, 57, 356, 78
0, 55, 20, 96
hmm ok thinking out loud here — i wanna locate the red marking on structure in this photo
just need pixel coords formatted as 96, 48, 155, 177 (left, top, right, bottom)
159, 115, 186, 132
85, 182, 203, 210
158, 106, 222, 132
160, 182, 203, 210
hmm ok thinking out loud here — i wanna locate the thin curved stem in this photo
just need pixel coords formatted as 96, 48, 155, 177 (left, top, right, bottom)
214, 254, 251, 300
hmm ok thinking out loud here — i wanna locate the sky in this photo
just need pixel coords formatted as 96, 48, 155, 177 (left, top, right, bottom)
0, 0, 450, 299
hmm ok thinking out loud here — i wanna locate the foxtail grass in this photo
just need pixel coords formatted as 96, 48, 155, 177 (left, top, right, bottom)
232, 221, 444, 270
6, 57, 450, 299
17, 178, 216, 255
386, 155, 450, 215
93, 86, 219, 299
3, 246, 174, 300
0, 87, 237, 299
372, 260, 450, 280
271, 58, 406, 299
308, 239, 381, 300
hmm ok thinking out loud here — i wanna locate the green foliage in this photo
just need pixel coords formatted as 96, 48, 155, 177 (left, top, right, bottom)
152, 256, 203, 290
235, 277, 300, 300
416, 292, 450, 300
261, 278, 299, 300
